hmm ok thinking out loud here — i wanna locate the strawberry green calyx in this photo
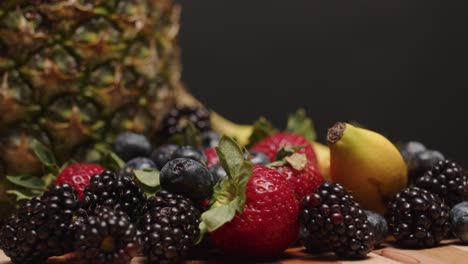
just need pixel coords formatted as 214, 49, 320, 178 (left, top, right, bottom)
268, 146, 308, 171
286, 109, 317, 142
199, 136, 253, 234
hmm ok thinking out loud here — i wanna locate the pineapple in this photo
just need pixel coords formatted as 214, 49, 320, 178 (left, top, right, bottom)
0, 0, 182, 176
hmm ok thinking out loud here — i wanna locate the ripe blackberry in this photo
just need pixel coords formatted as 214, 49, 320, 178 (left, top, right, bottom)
82, 171, 147, 220
0, 184, 80, 263
162, 106, 211, 136
387, 186, 450, 248
75, 207, 138, 264
415, 160, 468, 207
138, 190, 201, 263
300, 182, 375, 259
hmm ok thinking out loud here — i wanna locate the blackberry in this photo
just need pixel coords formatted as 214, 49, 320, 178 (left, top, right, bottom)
162, 106, 211, 137
300, 182, 375, 259
415, 160, 468, 207
0, 184, 80, 263
139, 190, 201, 263
75, 207, 138, 264
387, 186, 450, 248
82, 171, 147, 220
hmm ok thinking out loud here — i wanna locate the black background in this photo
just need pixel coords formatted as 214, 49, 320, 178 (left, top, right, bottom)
176, 1, 468, 164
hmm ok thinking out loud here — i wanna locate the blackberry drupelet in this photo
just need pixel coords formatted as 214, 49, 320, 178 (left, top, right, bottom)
300, 182, 375, 259
415, 160, 468, 207
75, 207, 138, 264
139, 190, 201, 263
0, 184, 80, 263
387, 186, 450, 248
82, 171, 147, 220
162, 106, 211, 136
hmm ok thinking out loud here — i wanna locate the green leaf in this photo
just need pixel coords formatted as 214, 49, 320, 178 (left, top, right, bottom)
286, 109, 316, 141
94, 144, 125, 172
140, 184, 161, 198
247, 117, 278, 147
30, 139, 59, 172
216, 137, 248, 179
6, 175, 46, 190
201, 137, 254, 233
134, 169, 160, 188
42, 173, 57, 187
199, 197, 239, 233
6, 189, 43, 202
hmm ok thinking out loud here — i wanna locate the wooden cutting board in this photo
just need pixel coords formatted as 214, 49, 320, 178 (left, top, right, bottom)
1, 240, 467, 264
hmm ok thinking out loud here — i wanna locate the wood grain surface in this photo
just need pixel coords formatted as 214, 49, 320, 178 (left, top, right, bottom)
1, 240, 467, 264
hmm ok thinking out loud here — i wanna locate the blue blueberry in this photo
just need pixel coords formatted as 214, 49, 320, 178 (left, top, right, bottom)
249, 151, 271, 165
120, 157, 157, 177
201, 131, 221, 149
160, 158, 215, 201
171, 146, 207, 164
208, 163, 227, 183
399, 141, 426, 162
364, 210, 388, 246
450, 201, 468, 243
113, 132, 152, 161
151, 144, 179, 170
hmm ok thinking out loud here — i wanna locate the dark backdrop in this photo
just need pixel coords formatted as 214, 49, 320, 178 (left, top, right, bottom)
176, 0, 468, 164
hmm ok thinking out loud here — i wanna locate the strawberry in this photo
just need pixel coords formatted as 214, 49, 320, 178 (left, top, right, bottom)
55, 163, 104, 199
200, 137, 299, 258
251, 132, 318, 164
273, 162, 323, 202
204, 148, 219, 168
252, 132, 323, 200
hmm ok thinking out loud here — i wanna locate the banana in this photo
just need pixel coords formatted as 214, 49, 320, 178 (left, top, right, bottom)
327, 122, 407, 214
311, 142, 331, 181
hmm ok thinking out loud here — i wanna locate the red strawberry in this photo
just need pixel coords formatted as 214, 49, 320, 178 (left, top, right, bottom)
210, 165, 299, 257
55, 163, 104, 199
204, 148, 219, 167
251, 132, 318, 164
273, 163, 323, 201
252, 132, 323, 200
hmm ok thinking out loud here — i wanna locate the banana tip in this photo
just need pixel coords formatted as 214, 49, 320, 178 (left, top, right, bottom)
327, 122, 346, 144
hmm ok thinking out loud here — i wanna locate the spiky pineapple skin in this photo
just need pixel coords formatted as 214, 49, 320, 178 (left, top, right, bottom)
0, 0, 181, 176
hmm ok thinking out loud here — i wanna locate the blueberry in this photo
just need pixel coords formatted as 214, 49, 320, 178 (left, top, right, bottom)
160, 158, 215, 201
249, 151, 271, 165
171, 146, 207, 164
151, 144, 179, 170
208, 163, 227, 183
450, 201, 468, 243
399, 141, 426, 162
113, 132, 152, 161
408, 150, 445, 183
120, 157, 157, 177
364, 210, 388, 246
201, 131, 221, 149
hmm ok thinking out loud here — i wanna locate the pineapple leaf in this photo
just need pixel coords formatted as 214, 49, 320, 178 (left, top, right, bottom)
134, 169, 160, 188
286, 109, 317, 141
247, 117, 278, 147
6, 175, 47, 190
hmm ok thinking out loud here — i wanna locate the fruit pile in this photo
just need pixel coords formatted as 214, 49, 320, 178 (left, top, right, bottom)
0, 104, 467, 264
